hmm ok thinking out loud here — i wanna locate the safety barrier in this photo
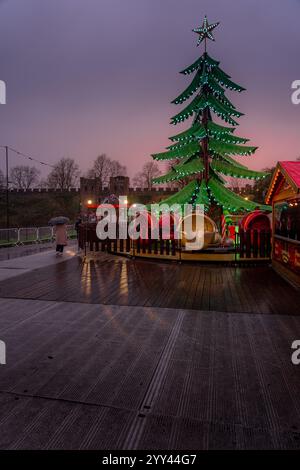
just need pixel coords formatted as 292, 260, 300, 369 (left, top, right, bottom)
0, 224, 76, 247
0, 228, 19, 246
37, 226, 53, 242
66, 225, 77, 239
18, 227, 38, 244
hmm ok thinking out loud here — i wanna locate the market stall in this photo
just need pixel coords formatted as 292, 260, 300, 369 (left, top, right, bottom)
266, 161, 300, 287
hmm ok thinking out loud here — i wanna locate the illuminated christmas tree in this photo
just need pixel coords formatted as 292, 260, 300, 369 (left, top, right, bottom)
151, 16, 270, 213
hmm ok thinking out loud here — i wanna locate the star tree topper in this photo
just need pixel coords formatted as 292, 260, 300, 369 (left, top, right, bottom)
192, 15, 220, 47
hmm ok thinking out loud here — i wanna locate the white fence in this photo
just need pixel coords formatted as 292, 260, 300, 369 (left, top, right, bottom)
0, 225, 76, 247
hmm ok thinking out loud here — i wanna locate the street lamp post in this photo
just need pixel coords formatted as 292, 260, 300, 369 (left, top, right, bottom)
5, 146, 9, 230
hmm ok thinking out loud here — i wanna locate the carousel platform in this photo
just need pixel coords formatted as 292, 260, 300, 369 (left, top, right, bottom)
180, 247, 236, 262
81, 240, 270, 264
78, 221, 272, 265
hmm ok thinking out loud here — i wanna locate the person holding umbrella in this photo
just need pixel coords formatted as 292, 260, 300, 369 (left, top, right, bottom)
49, 216, 69, 256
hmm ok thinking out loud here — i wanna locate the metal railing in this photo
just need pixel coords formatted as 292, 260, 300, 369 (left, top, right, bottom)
0, 225, 76, 247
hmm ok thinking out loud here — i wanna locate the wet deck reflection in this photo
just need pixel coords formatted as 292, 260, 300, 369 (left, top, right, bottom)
0, 254, 299, 315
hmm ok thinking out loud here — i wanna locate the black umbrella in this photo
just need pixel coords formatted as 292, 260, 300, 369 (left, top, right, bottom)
48, 216, 70, 226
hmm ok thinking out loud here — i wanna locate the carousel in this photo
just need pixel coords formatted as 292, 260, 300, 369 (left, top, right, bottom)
79, 15, 274, 262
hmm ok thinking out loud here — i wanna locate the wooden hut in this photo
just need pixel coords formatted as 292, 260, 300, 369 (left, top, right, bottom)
266, 161, 300, 288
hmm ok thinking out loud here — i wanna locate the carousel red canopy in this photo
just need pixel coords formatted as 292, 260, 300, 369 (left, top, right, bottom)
266, 161, 300, 204
280, 161, 300, 188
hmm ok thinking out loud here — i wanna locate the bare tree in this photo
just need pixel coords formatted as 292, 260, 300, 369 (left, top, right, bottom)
133, 162, 160, 190
37, 178, 48, 189
110, 160, 127, 178
252, 166, 274, 203
47, 158, 80, 190
87, 154, 110, 185
87, 154, 127, 188
10, 165, 40, 190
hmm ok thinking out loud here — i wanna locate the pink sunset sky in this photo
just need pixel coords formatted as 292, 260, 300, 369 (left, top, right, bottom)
0, 0, 299, 180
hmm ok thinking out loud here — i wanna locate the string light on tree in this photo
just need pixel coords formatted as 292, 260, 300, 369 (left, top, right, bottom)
150, 14, 271, 214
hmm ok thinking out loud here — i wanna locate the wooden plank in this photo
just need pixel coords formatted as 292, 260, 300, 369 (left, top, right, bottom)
0, 256, 299, 315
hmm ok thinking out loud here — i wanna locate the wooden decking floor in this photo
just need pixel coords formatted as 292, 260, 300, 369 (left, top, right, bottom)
0, 253, 300, 449
0, 297, 300, 450
0, 254, 299, 315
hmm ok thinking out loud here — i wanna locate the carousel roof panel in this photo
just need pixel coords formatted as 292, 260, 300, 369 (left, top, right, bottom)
280, 161, 300, 189
265, 161, 300, 204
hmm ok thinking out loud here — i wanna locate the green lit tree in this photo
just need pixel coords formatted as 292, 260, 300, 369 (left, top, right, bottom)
151, 16, 270, 213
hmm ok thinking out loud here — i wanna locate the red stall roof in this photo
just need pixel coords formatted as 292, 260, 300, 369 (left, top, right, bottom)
266, 161, 300, 204
280, 161, 300, 188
